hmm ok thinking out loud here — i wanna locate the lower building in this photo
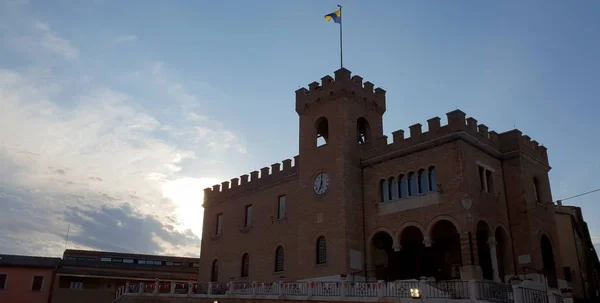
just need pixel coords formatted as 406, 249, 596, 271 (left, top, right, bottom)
51, 249, 200, 303
0, 254, 61, 303
554, 202, 600, 302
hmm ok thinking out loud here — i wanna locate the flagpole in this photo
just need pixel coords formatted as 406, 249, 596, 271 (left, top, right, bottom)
338, 4, 343, 69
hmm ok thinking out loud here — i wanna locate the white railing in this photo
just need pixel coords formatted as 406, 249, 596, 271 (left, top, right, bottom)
114, 279, 563, 303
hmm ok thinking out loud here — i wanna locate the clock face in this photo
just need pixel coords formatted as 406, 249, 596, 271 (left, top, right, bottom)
313, 173, 329, 195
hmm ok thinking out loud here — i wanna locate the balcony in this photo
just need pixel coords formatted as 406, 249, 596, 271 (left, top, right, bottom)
114, 279, 565, 303
378, 192, 440, 216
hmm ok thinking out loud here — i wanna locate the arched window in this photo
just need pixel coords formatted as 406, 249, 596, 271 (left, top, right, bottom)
380, 179, 389, 202
418, 169, 429, 193
399, 175, 408, 198
316, 236, 327, 264
429, 166, 438, 191
315, 117, 329, 147
389, 177, 398, 200
357, 117, 372, 144
408, 172, 417, 196
211, 259, 219, 282
241, 253, 249, 278
275, 246, 285, 272
533, 177, 541, 202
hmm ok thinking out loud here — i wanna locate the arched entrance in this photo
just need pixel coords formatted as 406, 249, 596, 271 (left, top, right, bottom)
495, 227, 511, 282
430, 220, 462, 280
476, 221, 494, 280
370, 232, 394, 281
540, 235, 557, 288
397, 226, 425, 280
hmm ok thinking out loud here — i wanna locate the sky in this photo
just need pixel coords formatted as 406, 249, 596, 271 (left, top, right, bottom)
0, 0, 598, 259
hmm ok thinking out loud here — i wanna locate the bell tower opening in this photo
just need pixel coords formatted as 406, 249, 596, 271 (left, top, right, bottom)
315, 117, 329, 147
357, 117, 371, 144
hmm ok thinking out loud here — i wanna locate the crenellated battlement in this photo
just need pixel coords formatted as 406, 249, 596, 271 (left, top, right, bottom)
362, 109, 549, 166
295, 68, 386, 115
203, 156, 299, 205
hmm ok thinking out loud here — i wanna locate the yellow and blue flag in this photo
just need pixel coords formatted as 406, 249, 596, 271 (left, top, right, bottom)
324, 9, 341, 24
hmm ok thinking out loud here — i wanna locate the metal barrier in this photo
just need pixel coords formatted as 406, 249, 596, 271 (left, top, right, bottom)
475, 281, 514, 303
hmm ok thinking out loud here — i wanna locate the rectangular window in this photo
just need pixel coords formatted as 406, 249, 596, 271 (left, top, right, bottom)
564, 267, 572, 282
100, 257, 111, 262
153, 261, 162, 265
166, 261, 173, 266
485, 169, 493, 193
173, 262, 181, 266
138, 260, 146, 264
70, 281, 83, 290
31, 276, 43, 291
216, 213, 223, 235
478, 166, 485, 191
245, 205, 253, 227
112, 258, 123, 263
123, 259, 134, 264
0, 274, 6, 290
192, 263, 200, 268
278, 195, 286, 219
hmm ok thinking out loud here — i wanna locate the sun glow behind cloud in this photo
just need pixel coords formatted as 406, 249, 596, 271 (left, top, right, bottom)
162, 177, 221, 236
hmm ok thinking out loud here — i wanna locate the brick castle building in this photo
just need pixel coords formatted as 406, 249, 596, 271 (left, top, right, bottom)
200, 68, 563, 287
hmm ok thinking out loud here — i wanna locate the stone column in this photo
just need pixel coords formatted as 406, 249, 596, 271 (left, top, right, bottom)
392, 245, 402, 252
153, 281, 159, 294
125, 282, 130, 293
488, 237, 501, 282
423, 238, 432, 247
170, 282, 176, 294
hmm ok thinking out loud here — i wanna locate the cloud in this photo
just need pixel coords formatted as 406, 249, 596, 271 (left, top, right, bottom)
113, 35, 137, 44
33, 22, 79, 61
0, 66, 217, 257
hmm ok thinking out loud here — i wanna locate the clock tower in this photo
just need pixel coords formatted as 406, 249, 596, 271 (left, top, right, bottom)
294, 68, 386, 280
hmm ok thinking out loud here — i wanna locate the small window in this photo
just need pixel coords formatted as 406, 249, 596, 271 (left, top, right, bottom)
193, 263, 200, 268
389, 177, 398, 200
153, 261, 162, 265
0, 274, 6, 290
100, 257, 111, 262
275, 246, 285, 272
429, 167, 438, 191
166, 261, 174, 266
418, 169, 429, 193
70, 281, 83, 290
31, 276, 43, 291
479, 166, 485, 191
316, 236, 327, 265
216, 213, 223, 235
408, 172, 418, 196
67, 257, 77, 260
485, 169, 493, 193
563, 267, 572, 282
174, 262, 181, 266
138, 260, 146, 265
241, 253, 250, 278
245, 205, 253, 227
380, 179, 389, 202
123, 259, 134, 264
399, 175, 408, 198
533, 177, 541, 202
211, 260, 219, 282
112, 258, 123, 263
278, 195, 286, 219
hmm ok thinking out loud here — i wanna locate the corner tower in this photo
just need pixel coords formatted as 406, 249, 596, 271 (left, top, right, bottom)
294, 68, 386, 280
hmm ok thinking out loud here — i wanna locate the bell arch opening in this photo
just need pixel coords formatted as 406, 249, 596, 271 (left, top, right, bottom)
357, 117, 372, 144
315, 117, 329, 147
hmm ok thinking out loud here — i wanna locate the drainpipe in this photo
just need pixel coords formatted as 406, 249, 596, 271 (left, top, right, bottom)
360, 157, 368, 281
501, 160, 519, 278
47, 263, 58, 303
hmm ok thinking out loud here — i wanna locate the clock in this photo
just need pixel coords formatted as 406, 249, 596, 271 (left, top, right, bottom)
313, 172, 329, 195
